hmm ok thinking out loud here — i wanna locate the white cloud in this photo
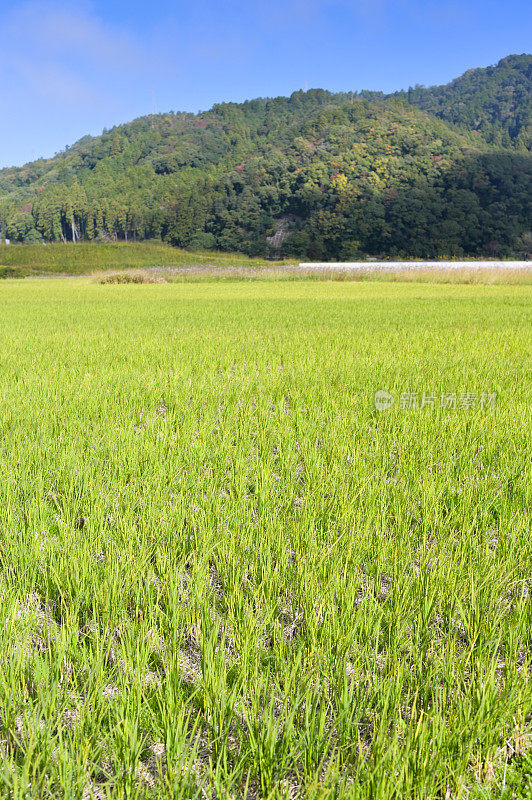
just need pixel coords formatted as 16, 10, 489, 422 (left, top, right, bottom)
0, 0, 176, 111
6, 1, 137, 64
10, 59, 98, 105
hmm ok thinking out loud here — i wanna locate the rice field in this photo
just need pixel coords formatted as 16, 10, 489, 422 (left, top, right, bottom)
0, 278, 530, 799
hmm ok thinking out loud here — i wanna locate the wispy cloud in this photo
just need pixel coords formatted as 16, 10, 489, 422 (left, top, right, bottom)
6, 1, 139, 66
0, 0, 177, 111
9, 60, 98, 105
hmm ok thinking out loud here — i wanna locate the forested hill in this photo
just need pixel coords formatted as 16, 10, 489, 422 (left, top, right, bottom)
394, 53, 532, 149
0, 54, 530, 259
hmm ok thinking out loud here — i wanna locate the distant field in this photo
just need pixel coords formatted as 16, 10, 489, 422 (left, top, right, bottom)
0, 279, 530, 799
0, 241, 291, 277
300, 260, 532, 271
1, 243, 531, 284
91, 265, 532, 286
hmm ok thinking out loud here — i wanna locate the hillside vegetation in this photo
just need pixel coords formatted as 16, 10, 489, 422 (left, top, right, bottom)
395, 53, 532, 148
0, 54, 530, 260
0, 241, 290, 278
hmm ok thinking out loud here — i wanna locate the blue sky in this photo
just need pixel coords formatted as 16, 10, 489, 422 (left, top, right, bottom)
0, 0, 530, 168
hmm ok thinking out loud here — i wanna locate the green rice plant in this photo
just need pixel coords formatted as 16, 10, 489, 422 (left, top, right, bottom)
0, 277, 529, 798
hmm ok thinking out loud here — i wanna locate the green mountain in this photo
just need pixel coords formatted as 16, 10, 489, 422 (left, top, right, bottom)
0, 54, 530, 259
396, 53, 532, 149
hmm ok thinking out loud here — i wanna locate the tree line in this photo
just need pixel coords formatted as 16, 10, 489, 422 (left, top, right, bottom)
0, 55, 530, 259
